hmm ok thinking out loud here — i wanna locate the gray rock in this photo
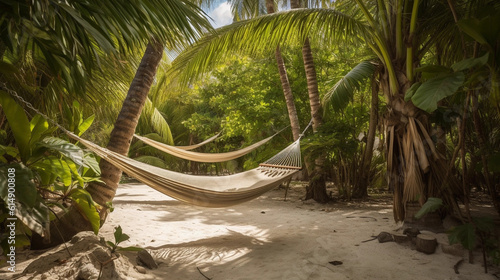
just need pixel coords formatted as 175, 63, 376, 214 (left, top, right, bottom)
136, 249, 158, 269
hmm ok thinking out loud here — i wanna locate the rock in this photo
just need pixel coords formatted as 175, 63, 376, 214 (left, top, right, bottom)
137, 249, 158, 269
416, 234, 438, 254
377, 232, 394, 243
135, 266, 147, 274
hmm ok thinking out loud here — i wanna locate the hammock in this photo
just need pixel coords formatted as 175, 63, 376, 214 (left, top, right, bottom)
69, 132, 302, 207
134, 132, 276, 162
6, 89, 308, 207
174, 132, 220, 150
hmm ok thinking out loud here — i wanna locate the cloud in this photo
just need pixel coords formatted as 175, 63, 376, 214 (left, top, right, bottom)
208, 2, 233, 28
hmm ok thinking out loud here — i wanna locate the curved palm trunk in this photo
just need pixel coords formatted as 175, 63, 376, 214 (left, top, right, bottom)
289, 1, 328, 201
87, 42, 164, 212
32, 42, 164, 248
275, 46, 301, 140
302, 38, 329, 202
265, 0, 301, 140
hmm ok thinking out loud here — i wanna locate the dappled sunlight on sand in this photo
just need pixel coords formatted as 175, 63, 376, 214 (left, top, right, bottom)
96, 183, 497, 280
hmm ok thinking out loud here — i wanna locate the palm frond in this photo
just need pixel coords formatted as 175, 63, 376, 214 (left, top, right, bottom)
141, 98, 174, 145
170, 8, 367, 84
231, 0, 268, 20
323, 60, 377, 111
0, 0, 213, 94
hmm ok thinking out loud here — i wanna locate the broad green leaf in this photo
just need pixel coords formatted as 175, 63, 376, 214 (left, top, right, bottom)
64, 158, 84, 187
411, 72, 465, 113
77, 115, 95, 136
451, 53, 489, 72
114, 226, 130, 244
114, 225, 123, 243
30, 161, 56, 186
82, 153, 101, 176
29, 115, 49, 146
71, 189, 100, 234
58, 159, 73, 187
414, 197, 443, 219
69, 188, 95, 208
35, 157, 72, 187
14, 200, 50, 237
39, 137, 84, 167
404, 82, 421, 102
0, 163, 38, 208
0, 91, 31, 161
448, 223, 476, 250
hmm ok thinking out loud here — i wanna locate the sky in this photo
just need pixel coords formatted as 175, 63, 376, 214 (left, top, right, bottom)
206, 0, 233, 28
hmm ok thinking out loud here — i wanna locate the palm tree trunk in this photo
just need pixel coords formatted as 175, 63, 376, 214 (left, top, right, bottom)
265, 0, 301, 141
352, 78, 379, 198
32, 42, 164, 248
289, 1, 328, 201
275, 46, 301, 140
302, 38, 329, 203
87, 42, 164, 214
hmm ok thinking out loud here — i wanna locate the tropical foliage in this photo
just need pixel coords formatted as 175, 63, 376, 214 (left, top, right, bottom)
0, 91, 101, 260
0, 0, 499, 261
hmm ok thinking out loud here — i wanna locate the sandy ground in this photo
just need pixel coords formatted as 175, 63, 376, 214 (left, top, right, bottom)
1, 182, 498, 280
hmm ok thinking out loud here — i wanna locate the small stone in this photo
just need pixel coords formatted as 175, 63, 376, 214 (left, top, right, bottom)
377, 232, 394, 243
137, 249, 158, 269
135, 266, 147, 274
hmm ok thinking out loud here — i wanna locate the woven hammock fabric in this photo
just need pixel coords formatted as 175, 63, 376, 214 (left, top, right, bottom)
134, 133, 275, 163
70, 133, 301, 207
174, 132, 220, 150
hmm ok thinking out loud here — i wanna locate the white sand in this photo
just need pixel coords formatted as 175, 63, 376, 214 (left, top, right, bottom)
1, 182, 497, 279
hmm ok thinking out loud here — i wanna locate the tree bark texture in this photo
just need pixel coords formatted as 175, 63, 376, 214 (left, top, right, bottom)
265, 0, 301, 141
302, 38, 329, 203
86, 42, 164, 213
275, 46, 301, 140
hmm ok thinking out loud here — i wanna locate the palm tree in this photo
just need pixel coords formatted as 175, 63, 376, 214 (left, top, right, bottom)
169, 0, 495, 222
1, 0, 212, 247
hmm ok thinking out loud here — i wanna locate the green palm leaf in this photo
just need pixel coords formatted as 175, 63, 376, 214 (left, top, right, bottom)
171, 8, 367, 84
323, 60, 377, 111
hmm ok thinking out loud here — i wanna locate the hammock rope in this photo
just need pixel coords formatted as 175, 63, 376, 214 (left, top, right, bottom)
133, 126, 287, 163
4, 87, 310, 207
